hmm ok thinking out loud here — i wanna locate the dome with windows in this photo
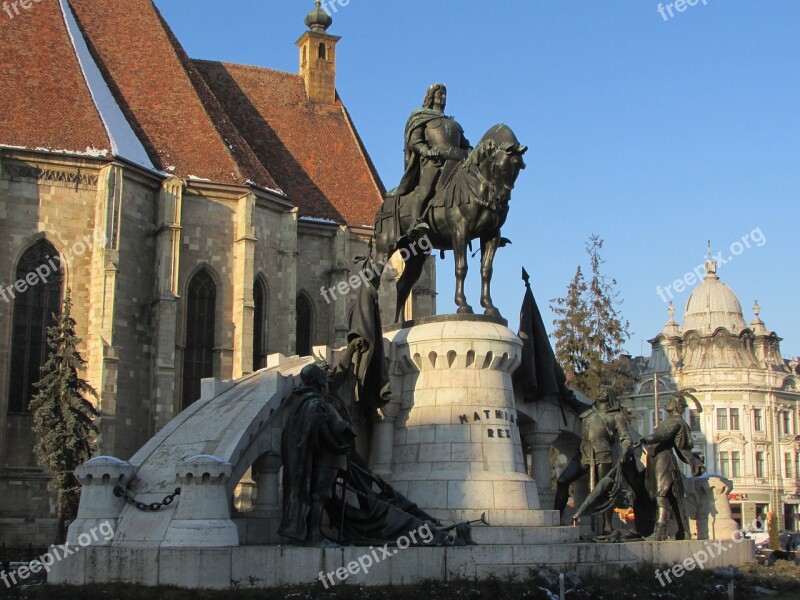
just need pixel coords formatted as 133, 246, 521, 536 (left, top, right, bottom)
682, 257, 748, 334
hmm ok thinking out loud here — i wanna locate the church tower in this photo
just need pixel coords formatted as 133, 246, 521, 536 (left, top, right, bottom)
296, 1, 341, 103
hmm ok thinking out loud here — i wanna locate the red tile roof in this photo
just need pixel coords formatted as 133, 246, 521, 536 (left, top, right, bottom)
1, 0, 383, 226
0, 1, 110, 154
66, 0, 278, 189
194, 61, 384, 226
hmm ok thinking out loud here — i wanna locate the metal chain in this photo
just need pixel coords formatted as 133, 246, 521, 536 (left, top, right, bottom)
113, 485, 181, 512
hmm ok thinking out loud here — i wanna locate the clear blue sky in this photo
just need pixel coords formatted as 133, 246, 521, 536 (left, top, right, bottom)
154, 0, 800, 359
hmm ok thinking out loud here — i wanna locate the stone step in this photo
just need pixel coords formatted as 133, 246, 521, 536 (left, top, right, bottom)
470, 525, 582, 545
432, 508, 561, 527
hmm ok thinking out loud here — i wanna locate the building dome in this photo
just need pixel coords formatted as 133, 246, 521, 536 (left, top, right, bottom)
304, 1, 332, 32
682, 256, 747, 334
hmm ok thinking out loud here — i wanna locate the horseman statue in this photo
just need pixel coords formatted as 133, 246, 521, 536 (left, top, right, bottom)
388, 83, 472, 241
374, 83, 528, 321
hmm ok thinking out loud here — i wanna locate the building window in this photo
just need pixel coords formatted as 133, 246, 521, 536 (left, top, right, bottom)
182, 270, 216, 409
785, 453, 794, 479
295, 293, 313, 357
253, 278, 267, 372
716, 408, 728, 431
753, 408, 763, 432
719, 451, 730, 477
796, 453, 800, 479
781, 411, 792, 436
731, 451, 741, 477
729, 408, 740, 430
755, 451, 766, 479
318, 42, 326, 60
689, 410, 702, 432
7, 240, 63, 413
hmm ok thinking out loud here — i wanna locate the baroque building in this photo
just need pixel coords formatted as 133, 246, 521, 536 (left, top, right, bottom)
0, 0, 435, 545
625, 254, 800, 531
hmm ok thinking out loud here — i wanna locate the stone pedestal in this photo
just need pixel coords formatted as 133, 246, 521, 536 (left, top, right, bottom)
162, 455, 239, 548
67, 456, 134, 545
384, 316, 542, 525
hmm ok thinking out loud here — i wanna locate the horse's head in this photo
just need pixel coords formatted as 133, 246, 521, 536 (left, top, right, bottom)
468, 124, 527, 204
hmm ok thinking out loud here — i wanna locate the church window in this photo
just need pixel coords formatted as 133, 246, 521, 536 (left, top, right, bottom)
7, 240, 63, 413
295, 294, 314, 357
253, 277, 268, 371
182, 270, 216, 409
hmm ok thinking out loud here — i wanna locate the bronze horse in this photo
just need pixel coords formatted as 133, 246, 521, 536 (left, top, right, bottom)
373, 124, 527, 321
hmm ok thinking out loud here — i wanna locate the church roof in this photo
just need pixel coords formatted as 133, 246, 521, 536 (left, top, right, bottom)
0, 0, 383, 225
0, 0, 111, 157
682, 256, 748, 334
67, 0, 278, 189
194, 61, 384, 226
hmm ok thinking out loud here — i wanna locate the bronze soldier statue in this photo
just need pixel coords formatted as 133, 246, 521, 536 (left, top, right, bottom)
388, 83, 472, 239
554, 386, 632, 534
638, 394, 705, 541
278, 363, 354, 546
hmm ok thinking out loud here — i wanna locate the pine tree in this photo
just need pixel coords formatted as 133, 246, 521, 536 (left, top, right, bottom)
550, 266, 593, 395
29, 289, 99, 542
585, 235, 632, 395
550, 236, 632, 399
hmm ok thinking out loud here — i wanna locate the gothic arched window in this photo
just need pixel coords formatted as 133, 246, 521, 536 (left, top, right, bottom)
296, 294, 314, 357
7, 240, 63, 413
253, 277, 268, 371
182, 269, 216, 409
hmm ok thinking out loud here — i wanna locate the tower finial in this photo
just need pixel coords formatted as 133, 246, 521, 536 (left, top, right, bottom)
704, 241, 718, 278
305, 0, 332, 32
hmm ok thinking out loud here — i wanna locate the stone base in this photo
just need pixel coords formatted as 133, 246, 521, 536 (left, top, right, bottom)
48, 539, 756, 589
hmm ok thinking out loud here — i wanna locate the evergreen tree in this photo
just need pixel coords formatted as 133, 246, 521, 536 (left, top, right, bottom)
550, 235, 632, 399
29, 289, 99, 542
585, 235, 632, 395
551, 266, 593, 395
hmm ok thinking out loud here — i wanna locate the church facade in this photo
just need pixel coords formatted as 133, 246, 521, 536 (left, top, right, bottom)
0, 0, 435, 545
625, 255, 800, 532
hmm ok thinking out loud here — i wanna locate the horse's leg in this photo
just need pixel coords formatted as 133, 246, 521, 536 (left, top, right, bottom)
453, 224, 473, 314
480, 235, 501, 317
394, 250, 427, 323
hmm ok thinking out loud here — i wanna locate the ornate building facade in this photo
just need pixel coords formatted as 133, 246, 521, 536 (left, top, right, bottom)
625, 255, 800, 531
0, 0, 435, 545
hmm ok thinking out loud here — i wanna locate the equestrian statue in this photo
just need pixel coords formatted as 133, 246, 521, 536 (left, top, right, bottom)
373, 83, 527, 321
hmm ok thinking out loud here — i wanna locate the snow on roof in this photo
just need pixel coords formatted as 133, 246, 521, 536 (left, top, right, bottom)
60, 0, 156, 172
